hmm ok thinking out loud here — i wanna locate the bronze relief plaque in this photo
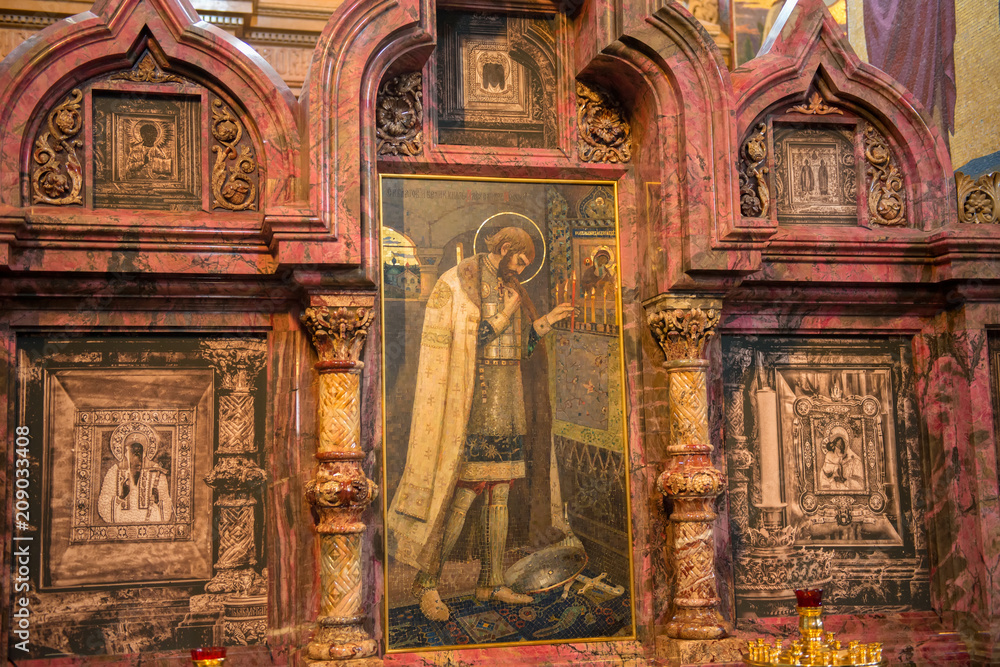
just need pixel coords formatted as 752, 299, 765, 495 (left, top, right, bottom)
92, 92, 201, 210
773, 124, 857, 225
435, 12, 557, 148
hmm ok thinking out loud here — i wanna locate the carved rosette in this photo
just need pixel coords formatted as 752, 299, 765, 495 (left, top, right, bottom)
576, 81, 632, 164
739, 122, 770, 218
300, 295, 379, 662
956, 171, 999, 223
31, 89, 84, 205
376, 72, 423, 157
863, 124, 906, 227
646, 296, 729, 640
211, 98, 258, 211
199, 340, 268, 597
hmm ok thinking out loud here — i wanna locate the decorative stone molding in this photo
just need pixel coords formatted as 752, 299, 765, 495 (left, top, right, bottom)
645, 295, 729, 640
31, 88, 83, 205
375, 72, 423, 157
738, 122, 769, 218
789, 91, 843, 116
863, 124, 906, 227
576, 81, 632, 164
956, 171, 999, 224
210, 98, 258, 211
110, 52, 183, 84
199, 340, 268, 601
300, 293, 379, 662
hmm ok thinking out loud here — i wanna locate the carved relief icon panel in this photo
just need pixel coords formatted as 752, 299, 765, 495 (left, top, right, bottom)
773, 124, 857, 225
435, 12, 557, 148
93, 93, 202, 210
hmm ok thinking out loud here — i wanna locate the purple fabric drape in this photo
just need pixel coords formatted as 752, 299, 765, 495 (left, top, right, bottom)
864, 0, 956, 145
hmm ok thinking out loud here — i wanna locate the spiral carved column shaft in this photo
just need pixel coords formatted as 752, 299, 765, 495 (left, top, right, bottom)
646, 296, 729, 641
301, 295, 379, 662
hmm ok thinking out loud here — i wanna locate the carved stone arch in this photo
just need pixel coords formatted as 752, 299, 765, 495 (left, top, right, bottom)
507, 18, 559, 148
0, 0, 301, 221
577, 4, 742, 293
732, 0, 953, 241
303, 0, 434, 272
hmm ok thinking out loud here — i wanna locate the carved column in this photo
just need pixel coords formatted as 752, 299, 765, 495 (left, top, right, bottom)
646, 296, 729, 640
199, 340, 268, 595
300, 294, 379, 662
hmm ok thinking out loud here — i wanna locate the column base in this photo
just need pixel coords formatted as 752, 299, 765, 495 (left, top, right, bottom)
657, 635, 745, 667
664, 606, 731, 640
306, 623, 378, 662
204, 567, 266, 594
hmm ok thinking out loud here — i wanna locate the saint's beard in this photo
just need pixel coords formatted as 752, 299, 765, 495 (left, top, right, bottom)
497, 252, 522, 285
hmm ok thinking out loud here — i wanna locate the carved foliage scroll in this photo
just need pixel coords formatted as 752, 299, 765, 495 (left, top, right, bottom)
863, 125, 906, 227
376, 73, 423, 157
31, 89, 84, 205
577, 81, 632, 164
211, 98, 258, 211
956, 171, 1000, 223
739, 122, 769, 217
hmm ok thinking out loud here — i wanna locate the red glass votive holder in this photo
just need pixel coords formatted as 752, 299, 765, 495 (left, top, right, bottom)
191, 647, 226, 665
794, 588, 823, 607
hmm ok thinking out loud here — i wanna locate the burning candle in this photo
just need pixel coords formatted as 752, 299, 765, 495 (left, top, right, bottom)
569, 270, 577, 330
589, 287, 596, 324
602, 285, 609, 325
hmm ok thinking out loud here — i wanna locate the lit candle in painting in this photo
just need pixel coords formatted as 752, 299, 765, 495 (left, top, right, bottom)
756, 387, 782, 507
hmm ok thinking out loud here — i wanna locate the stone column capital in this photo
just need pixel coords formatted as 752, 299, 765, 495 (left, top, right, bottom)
199, 339, 267, 392
644, 295, 721, 362
301, 292, 376, 365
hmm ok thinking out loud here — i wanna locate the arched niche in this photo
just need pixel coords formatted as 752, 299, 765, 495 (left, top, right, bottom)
300, 0, 744, 661
0, 0, 304, 274
730, 0, 958, 284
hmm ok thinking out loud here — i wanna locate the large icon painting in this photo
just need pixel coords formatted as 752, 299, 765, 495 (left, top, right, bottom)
380, 176, 635, 651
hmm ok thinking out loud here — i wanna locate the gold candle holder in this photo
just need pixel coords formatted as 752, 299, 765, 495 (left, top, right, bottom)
192, 660, 226, 667
744, 590, 884, 666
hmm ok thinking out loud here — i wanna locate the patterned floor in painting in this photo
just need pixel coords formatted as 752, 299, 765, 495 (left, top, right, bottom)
388, 571, 632, 650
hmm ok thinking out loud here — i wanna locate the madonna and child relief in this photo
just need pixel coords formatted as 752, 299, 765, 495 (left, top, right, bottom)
381, 177, 634, 651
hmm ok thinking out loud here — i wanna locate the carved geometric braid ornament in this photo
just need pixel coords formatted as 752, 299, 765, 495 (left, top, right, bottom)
739, 122, 769, 218
576, 81, 632, 164
956, 170, 1000, 223
645, 296, 729, 640
199, 340, 268, 597
211, 98, 258, 211
863, 124, 906, 227
31, 89, 84, 205
300, 294, 379, 662
375, 72, 423, 157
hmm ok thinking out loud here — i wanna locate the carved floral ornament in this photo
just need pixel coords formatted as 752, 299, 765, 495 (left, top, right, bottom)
31, 89, 84, 205
376, 72, 423, 157
576, 81, 632, 164
211, 99, 258, 211
111, 53, 183, 84
956, 171, 999, 223
790, 91, 844, 116
647, 306, 721, 361
300, 305, 375, 363
739, 122, 770, 218
863, 124, 906, 227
